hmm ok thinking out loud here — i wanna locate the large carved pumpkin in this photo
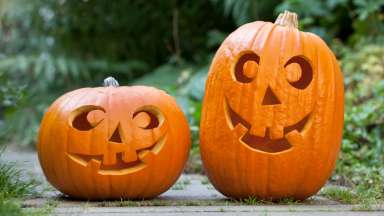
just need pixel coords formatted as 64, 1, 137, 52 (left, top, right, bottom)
38, 77, 190, 200
200, 11, 344, 200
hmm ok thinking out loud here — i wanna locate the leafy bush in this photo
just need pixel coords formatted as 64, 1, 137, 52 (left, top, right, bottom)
0, 0, 234, 146
333, 38, 384, 191
210, 0, 281, 25
276, 0, 384, 43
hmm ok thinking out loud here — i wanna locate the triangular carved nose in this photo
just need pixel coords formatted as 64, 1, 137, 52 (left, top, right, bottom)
109, 123, 122, 143
262, 86, 281, 105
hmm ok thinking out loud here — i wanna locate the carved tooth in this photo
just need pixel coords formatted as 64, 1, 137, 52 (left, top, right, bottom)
138, 150, 155, 164
102, 152, 117, 165
285, 130, 303, 147
233, 123, 248, 138
249, 125, 267, 137
138, 150, 149, 159
268, 126, 284, 140
88, 159, 101, 170
122, 150, 138, 163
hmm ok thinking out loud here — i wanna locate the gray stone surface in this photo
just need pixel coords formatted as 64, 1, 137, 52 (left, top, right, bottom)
53, 206, 384, 216
2, 149, 384, 216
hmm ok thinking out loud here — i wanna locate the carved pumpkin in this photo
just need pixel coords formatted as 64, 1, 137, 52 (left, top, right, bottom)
38, 77, 190, 200
200, 11, 344, 200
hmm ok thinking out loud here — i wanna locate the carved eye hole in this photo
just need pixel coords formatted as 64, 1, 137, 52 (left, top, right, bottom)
133, 106, 163, 129
69, 105, 105, 131
284, 56, 313, 89
234, 52, 260, 83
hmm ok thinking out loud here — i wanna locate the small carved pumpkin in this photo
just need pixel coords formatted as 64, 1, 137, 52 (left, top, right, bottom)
38, 77, 190, 200
200, 11, 344, 200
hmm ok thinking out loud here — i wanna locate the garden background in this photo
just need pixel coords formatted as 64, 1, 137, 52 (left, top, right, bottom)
0, 0, 383, 212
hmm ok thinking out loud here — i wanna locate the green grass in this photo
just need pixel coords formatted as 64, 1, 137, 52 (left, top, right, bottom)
240, 197, 263, 205
0, 162, 37, 199
239, 197, 300, 205
276, 198, 300, 205
0, 199, 23, 216
98, 197, 303, 208
321, 186, 356, 204
23, 200, 58, 216
0, 152, 52, 216
321, 184, 383, 210
98, 199, 231, 207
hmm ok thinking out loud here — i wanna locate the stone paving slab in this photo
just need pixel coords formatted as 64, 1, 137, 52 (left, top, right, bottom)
3, 149, 384, 215
53, 205, 384, 216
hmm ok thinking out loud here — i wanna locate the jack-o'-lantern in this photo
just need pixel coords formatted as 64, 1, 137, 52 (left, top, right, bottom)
200, 11, 344, 200
38, 77, 191, 200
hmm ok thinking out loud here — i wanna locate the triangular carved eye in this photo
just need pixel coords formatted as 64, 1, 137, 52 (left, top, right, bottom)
284, 56, 313, 89
69, 105, 105, 131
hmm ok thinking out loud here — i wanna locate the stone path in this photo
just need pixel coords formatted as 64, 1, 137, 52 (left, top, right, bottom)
2, 150, 383, 216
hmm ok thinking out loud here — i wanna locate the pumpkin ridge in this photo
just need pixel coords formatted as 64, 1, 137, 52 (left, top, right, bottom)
121, 87, 142, 197
266, 23, 285, 198
249, 22, 269, 52
38, 90, 77, 194
54, 90, 86, 197
290, 33, 318, 197
133, 89, 159, 197
89, 89, 106, 197
251, 22, 276, 55
106, 87, 113, 197
87, 88, 104, 196
68, 89, 99, 198
57, 90, 88, 195
64, 91, 91, 196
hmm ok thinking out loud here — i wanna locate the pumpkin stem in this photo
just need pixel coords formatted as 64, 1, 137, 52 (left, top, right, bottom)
274, 10, 298, 28
103, 76, 119, 87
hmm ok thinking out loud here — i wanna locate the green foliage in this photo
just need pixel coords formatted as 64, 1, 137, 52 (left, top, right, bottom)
0, 72, 22, 108
333, 39, 384, 190
0, 0, 234, 146
321, 184, 383, 208
210, 0, 281, 25
0, 71, 23, 143
276, 0, 384, 42
329, 38, 384, 204
0, 199, 23, 216
321, 186, 356, 204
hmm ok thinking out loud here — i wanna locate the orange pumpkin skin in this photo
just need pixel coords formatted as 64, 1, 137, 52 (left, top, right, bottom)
38, 79, 190, 200
200, 12, 344, 200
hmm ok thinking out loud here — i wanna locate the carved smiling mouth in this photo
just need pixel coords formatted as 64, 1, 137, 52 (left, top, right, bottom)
224, 98, 310, 153
67, 135, 166, 175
